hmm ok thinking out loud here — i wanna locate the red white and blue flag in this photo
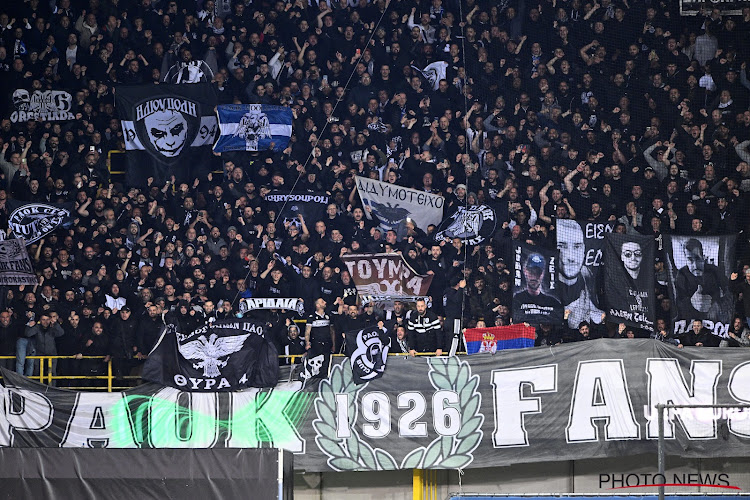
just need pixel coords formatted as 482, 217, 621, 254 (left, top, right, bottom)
463, 324, 535, 354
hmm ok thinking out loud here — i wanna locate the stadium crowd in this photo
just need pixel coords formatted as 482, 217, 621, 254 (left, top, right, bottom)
1, 0, 750, 384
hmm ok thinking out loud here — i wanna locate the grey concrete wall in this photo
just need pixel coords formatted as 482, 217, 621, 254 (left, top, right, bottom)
294, 455, 750, 499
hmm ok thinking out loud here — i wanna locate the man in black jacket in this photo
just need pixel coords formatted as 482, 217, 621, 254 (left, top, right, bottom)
108, 306, 139, 384
406, 298, 444, 356
0, 310, 19, 371
137, 304, 164, 358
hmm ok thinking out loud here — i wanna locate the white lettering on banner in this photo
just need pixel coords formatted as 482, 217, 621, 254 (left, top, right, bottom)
397, 392, 428, 437
148, 388, 220, 448
357, 178, 444, 209
358, 260, 372, 279
3, 389, 53, 446
60, 393, 137, 448
566, 360, 640, 443
362, 392, 391, 439
265, 194, 329, 203
673, 319, 730, 338
491, 365, 558, 447
585, 222, 613, 239
135, 99, 198, 121
727, 363, 750, 438
334, 390, 462, 439
432, 390, 460, 436
225, 386, 305, 452
646, 359, 722, 439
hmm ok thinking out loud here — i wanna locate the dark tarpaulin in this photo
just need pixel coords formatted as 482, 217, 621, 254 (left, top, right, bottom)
0, 448, 292, 500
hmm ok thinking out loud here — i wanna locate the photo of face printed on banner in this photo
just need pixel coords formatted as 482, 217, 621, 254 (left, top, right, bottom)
604, 234, 655, 330
665, 235, 735, 337
512, 242, 562, 324
556, 220, 612, 329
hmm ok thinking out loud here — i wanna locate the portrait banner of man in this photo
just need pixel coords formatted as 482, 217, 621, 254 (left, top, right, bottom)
512, 242, 562, 324
604, 233, 656, 331
664, 235, 736, 338
556, 220, 613, 329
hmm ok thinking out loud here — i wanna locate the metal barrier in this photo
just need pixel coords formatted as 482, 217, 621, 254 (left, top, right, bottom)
0, 353, 458, 392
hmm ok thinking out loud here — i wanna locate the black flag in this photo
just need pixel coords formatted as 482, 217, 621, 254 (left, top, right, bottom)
344, 326, 390, 384
142, 319, 279, 391
291, 353, 331, 388
265, 191, 329, 229
604, 233, 656, 330
116, 83, 218, 187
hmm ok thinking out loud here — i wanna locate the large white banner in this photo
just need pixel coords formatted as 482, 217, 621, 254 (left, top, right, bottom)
356, 176, 444, 239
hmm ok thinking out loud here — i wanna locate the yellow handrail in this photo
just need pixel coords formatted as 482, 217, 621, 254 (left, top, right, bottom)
0, 352, 466, 392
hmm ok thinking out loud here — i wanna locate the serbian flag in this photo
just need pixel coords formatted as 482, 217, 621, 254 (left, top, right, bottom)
462, 324, 535, 354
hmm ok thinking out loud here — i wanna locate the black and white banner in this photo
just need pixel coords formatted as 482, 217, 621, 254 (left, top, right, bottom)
512, 242, 562, 324
434, 205, 496, 246
116, 83, 218, 186
411, 61, 448, 91
291, 353, 331, 388
345, 325, 390, 384
239, 297, 305, 315
162, 60, 215, 84
10, 89, 74, 123
556, 220, 612, 329
265, 191, 329, 229
0, 239, 36, 285
604, 233, 656, 330
664, 235, 736, 338
142, 319, 279, 391
7, 340, 750, 473
7, 200, 74, 245
356, 176, 444, 239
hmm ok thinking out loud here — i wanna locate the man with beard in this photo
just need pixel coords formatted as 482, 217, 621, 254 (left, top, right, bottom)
557, 219, 605, 329
137, 304, 164, 358
406, 298, 443, 356
305, 298, 336, 356
336, 304, 365, 353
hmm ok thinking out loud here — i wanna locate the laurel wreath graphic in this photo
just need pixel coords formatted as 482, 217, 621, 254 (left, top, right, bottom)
312, 357, 484, 471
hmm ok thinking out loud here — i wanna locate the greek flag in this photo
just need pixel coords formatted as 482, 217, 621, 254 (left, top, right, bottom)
214, 104, 293, 153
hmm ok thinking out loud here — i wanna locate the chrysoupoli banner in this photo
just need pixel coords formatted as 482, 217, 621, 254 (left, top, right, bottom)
265, 191, 329, 229
604, 233, 656, 331
664, 235, 736, 338
556, 220, 613, 329
214, 104, 293, 153
356, 176, 444, 238
116, 83, 218, 186
4, 340, 750, 472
